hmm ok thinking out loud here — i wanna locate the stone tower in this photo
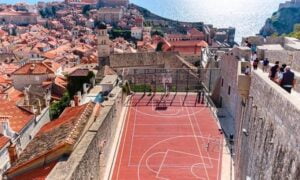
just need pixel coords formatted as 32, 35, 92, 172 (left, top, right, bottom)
97, 22, 110, 69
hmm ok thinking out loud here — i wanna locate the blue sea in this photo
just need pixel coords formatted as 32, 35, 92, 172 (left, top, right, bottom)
2, 0, 285, 42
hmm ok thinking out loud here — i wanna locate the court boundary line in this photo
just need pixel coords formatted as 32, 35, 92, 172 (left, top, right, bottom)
128, 102, 138, 166
114, 94, 222, 180
192, 106, 223, 180
114, 99, 132, 180
190, 105, 214, 169
183, 97, 210, 180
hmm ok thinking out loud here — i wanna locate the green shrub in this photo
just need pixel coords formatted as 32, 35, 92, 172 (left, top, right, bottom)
50, 92, 70, 120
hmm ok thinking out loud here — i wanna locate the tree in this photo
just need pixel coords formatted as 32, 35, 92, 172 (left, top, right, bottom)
39, 9, 46, 18
67, 71, 95, 98
82, 5, 91, 15
156, 42, 164, 51
294, 24, 300, 32
51, 6, 56, 17
50, 92, 70, 119
151, 30, 164, 37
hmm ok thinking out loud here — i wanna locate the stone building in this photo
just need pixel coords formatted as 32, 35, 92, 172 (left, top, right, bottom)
11, 62, 59, 91
215, 43, 300, 180
0, 11, 38, 25
216, 47, 251, 136
100, 0, 129, 7
97, 23, 111, 69
65, 0, 98, 6
4, 102, 97, 179
97, 7, 124, 25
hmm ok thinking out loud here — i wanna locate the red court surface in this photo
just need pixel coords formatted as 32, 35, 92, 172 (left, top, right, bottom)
112, 93, 224, 180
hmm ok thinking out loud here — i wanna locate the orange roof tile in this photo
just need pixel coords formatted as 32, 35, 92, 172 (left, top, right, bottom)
0, 63, 20, 75
3, 87, 24, 102
7, 103, 96, 176
42, 52, 57, 59
169, 40, 208, 47
13, 63, 55, 75
43, 60, 61, 72
0, 135, 9, 149
38, 104, 89, 134
12, 161, 57, 180
0, 100, 34, 133
187, 28, 204, 36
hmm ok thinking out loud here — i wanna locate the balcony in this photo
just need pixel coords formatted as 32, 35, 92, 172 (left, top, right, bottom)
237, 61, 251, 97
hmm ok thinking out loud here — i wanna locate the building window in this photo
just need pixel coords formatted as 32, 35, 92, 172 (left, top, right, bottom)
228, 86, 231, 95
219, 96, 223, 108
221, 78, 224, 87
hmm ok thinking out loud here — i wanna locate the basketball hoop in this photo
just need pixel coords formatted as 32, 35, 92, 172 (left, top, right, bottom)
162, 76, 172, 84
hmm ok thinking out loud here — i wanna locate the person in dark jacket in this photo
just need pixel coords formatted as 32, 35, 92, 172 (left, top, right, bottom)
269, 61, 279, 81
262, 58, 269, 72
279, 66, 296, 93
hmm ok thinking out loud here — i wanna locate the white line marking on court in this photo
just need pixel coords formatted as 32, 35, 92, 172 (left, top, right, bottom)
128, 103, 138, 166
183, 96, 210, 180
155, 149, 169, 180
132, 105, 205, 118
191, 163, 210, 180
115, 104, 132, 179
137, 135, 218, 180
145, 152, 166, 174
190, 107, 213, 167
166, 149, 219, 161
135, 124, 191, 126
133, 135, 220, 140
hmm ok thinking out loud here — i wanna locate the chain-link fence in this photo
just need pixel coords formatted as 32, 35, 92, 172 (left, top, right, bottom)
121, 68, 220, 93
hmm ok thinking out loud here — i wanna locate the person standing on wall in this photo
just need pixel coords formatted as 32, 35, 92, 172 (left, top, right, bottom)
262, 58, 269, 72
269, 61, 279, 81
253, 58, 259, 70
279, 66, 296, 93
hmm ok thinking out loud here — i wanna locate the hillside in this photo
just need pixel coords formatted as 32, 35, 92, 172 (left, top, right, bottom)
260, 7, 300, 36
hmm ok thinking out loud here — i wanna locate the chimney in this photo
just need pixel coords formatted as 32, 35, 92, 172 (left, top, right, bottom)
23, 88, 30, 106
8, 144, 18, 164
70, 100, 75, 107
29, 64, 36, 71
74, 95, 79, 106
0, 116, 10, 135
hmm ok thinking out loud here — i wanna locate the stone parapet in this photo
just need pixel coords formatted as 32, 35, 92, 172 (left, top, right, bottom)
236, 70, 300, 179
46, 86, 124, 180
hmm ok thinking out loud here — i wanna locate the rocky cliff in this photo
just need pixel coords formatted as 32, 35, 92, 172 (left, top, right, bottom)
260, 7, 300, 36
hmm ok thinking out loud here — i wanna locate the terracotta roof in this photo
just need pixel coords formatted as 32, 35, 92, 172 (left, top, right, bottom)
3, 87, 24, 102
187, 28, 204, 36
0, 63, 20, 75
69, 69, 90, 77
0, 100, 34, 133
43, 60, 61, 72
104, 65, 117, 76
7, 102, 96, 174
13, 63, 55, 75
11, 161, 57, 180
0, 135, 9, 149
169, 40, 208, 47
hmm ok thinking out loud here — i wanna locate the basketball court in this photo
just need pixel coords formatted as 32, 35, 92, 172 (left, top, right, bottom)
111, 93, 225, 180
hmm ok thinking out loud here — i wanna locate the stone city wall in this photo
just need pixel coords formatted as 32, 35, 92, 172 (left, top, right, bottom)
236, 71, 300, 180
109, 52, 183, 69
264, 50, 300, 93
47, 86, 124, 180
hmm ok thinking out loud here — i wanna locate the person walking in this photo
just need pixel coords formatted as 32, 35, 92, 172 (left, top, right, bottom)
253, 58, 259, 70
251, 52, 257, 62
277, 64, 287, 83
245, 66, 251, 75
279, 66, 295, 93
262, 58, 269, 72
269, 61, 279, 81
